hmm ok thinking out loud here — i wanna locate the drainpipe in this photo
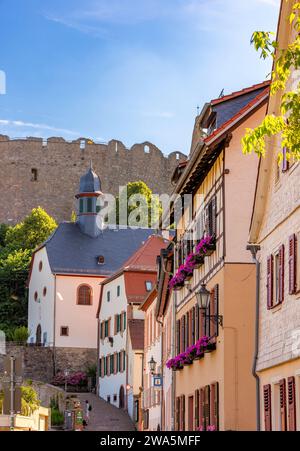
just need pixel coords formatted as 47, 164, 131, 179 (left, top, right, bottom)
246, 244, 261, 431
157, 316, 164, 430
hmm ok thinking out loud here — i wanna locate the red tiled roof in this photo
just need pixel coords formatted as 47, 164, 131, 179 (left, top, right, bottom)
210, 80, 270, 106
128, 319, 144, 350
123, 235, 168, 271
124, 271, 157, 304
204, 87, 269, 145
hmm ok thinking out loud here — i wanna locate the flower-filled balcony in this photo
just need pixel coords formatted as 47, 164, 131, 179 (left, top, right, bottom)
169, 235, 216, 290
166, 336, 216, 371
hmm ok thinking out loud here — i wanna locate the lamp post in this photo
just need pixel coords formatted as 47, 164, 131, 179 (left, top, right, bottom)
195, 283, 223, 326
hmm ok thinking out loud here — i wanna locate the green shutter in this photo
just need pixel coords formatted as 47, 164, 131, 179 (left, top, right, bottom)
123, 312, 127, 330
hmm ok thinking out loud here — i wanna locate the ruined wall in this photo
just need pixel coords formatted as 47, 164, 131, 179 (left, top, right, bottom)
0, 135, 186, 223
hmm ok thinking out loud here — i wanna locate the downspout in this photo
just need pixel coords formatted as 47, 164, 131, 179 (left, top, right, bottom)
157, 316, 164, 430
246, 244, 261, 431
52, 274, 57, 377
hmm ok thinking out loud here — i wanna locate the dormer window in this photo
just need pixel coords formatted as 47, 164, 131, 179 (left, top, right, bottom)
98, 255, 105, 265
145, 281, 152, 292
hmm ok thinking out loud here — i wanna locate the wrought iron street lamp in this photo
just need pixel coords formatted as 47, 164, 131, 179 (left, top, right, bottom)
196, 283, 223, 327
148, 356, 157, 375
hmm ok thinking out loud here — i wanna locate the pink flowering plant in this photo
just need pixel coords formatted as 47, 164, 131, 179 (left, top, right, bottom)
196, 425, 216, 431
166, 336, 210, 370
53, 371, 88, 387
168, 235, 215, 289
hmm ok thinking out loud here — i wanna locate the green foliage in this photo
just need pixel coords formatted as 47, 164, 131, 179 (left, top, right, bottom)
51, 408, 64, 426
110, 181, 162, 227
86, 364, 97, 378
243, 3, 300, 161
5, 207, 57, 252
9, 326, 30, 343
0, 208, 57, 336
70, 210, 76, 222
0, 385, 40, 416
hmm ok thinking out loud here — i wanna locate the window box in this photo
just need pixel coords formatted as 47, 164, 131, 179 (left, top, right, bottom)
192, 255, 204, 268
194, 351, 204, 360
204, 341, 216, 353
172, 364, 183, 371
204, 242, 216, 257
173, 283, 184, 291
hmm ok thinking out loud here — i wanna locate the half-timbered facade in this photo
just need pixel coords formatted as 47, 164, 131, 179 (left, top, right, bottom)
168, 81, 269, 431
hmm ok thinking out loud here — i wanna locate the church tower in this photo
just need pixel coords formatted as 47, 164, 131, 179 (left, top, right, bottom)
75, 163, 102, 237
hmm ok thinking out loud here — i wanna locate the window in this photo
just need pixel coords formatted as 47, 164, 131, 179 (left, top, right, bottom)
104, 319, 110, 338
110, 355, 114, 375
107, 291, 111, 302
60, 326, 69, 336
43, 332, 47, 345
113, 394, 117, 402
145, 281, 152, 292
117, 285, 120, 297
31, 168, 38, 181
122, 312, 126, 331
43, 287, 47, 296
79, 198, 84, 213
34, 291, 38, 302
134, 400, 139, 423
87, 197, 93, 213
77, 285, 92, 305
107, 395, 111, 403
39, 261, 43, 272
267, 246, 284, 309
98, 255, 105, 265
206, 196, 217, 237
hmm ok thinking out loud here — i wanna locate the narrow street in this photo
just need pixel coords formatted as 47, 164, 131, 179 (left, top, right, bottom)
75, 393, 135, 431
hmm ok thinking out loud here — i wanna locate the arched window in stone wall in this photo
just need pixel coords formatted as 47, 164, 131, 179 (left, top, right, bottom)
77, 284, 92, 305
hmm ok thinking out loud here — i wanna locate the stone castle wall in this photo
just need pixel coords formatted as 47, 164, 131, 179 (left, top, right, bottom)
0, 135, 186, 224
0, 344, 97, 383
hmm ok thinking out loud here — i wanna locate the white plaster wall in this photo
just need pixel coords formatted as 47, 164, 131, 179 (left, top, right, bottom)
55, 274, 104, 348
28, 248, 55, 345
99, 275, 127, 406
144, 298, 162, 430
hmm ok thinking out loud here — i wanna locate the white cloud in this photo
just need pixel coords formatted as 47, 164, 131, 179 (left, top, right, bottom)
0, 119, 80, 136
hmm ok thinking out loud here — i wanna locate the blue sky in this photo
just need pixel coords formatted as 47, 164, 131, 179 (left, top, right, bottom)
0, 0, 280, 154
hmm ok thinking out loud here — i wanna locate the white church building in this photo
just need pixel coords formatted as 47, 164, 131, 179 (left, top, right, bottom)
27, 165, 156, 371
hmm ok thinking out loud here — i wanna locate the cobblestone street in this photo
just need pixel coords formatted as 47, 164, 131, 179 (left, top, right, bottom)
75, 393, 135, 431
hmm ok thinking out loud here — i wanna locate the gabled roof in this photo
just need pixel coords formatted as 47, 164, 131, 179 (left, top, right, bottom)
29, 223, 158, 281
140, 287, 157, 311
210, 80, 270, 106
128, 319, 144, 350
172, 82, 269, 196
99, 235, 169, 285
204, 87, 269, 146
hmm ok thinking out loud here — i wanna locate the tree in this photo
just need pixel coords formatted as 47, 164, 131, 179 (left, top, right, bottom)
0, 208, 57, 337
242, 1, 300, 163
109, 181, 162, 227
0, 385, 40, 416
4, 207, 57, 252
